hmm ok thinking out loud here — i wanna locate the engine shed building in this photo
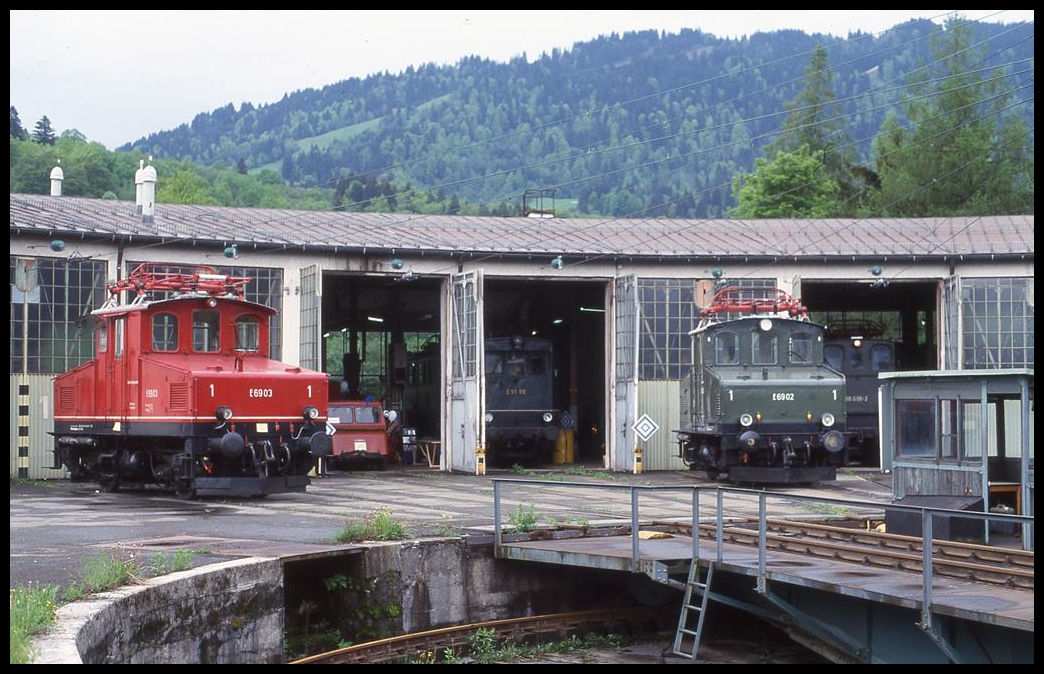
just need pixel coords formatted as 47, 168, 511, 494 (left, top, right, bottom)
9, 188, 1034, 479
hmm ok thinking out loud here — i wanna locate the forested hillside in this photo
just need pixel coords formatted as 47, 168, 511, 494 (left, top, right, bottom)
117, 19, 1033, 218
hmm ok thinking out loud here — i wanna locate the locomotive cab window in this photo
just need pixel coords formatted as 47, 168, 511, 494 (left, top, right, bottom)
715, 332, 739, 365
528, 355, 546, 375
193, 310, 221, 352
234, 315, 260, 353
871, 344, 893, 372
789, 333, 814, 364
355, 406, 381, 424
486, 353, 504, 375
113, 317, 125, 359
152, 313, 178, 352
752, 329, 777, 365
506, 355, 525, 377
96, 322, 107, 354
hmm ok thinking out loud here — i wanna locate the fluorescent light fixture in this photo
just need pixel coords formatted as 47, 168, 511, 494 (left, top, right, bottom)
552, 318, 564, 325
367, 316, 384, 323
322, 332, 330, 338
579, 306, 605, 313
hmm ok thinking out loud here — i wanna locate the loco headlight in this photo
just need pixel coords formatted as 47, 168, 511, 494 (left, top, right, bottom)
739, 413, 754, 427
542, 412, 554, 423
215, 406, 233, 421
384, 409, 399, 423
820, 412, 836, 427
484, 412, 494, 423
303, 406, 320, 421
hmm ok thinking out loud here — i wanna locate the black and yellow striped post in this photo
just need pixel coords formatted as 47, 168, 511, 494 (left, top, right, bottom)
475, 444, 486, 476
17, 379, 30, 479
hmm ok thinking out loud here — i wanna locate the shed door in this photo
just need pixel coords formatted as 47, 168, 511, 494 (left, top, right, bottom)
610, 275, 639, 471
299, 264, 321, 370
447, 270, 485, 473
942, 274, 961, 369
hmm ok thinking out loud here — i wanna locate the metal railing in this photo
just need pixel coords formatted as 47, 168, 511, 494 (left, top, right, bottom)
491, 477, 1034, 633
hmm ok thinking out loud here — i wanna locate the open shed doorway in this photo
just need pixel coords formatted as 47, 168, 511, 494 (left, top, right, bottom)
320, 272, 443, 459
801, 278, 939, 467
483, 277, 607, 467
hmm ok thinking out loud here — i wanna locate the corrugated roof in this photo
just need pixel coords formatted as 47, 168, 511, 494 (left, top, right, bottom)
9, 194, 1034, 260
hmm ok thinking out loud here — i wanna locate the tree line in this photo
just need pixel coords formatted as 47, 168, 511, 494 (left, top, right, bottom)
10, 17, 1034, 218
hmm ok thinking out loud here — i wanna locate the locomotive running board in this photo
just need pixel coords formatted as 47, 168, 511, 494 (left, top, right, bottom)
193, 475, 310, 497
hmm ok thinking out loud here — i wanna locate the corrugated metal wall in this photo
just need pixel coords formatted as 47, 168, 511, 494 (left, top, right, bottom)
9, 375, 65, 479
637, 380, 687, 471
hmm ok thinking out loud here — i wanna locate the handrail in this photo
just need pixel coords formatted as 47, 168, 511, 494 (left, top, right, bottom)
491, 477, 1034, 627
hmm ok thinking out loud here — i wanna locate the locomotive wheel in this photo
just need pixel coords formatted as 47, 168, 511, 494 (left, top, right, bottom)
174, 483, 196, 500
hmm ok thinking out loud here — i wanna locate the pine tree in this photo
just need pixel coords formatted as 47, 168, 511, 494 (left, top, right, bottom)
10, 106, 28, 140
871, 18, 1034, 216
32, 115, 56, 145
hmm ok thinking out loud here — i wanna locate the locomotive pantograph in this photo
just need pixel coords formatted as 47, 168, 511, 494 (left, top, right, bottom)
51, 263, 332, 498
675, 287, 848, 483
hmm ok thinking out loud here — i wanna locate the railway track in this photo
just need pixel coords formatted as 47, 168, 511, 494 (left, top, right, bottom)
654, 517, 1033, 590
290, 606, 670, 664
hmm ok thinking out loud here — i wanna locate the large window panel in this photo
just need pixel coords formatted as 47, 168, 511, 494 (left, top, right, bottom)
961, 278, 1034, 369
638, 278, 773, 379
10, 256, 107, 374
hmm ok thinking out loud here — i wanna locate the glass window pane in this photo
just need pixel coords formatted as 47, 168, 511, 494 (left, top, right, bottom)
896, 399, 935, 458
152, 313, 178, 351
193, 310, 221, 352
234, 316, 260, 353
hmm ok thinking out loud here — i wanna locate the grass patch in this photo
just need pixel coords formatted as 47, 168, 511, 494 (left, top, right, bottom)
334, 507, 412, 543
148, 549, 196, 576
415, 628, 625, 664
506, 504, 540, 533
10, 583, 60, 664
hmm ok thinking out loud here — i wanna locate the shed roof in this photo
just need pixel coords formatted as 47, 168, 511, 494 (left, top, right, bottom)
9, 194, 1034, 261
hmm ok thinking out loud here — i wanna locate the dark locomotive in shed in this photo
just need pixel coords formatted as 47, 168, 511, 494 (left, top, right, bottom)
824, 320, 897, 467
51, 263, 331, 497
484, 335, 564, 467
676, 287, 848, 483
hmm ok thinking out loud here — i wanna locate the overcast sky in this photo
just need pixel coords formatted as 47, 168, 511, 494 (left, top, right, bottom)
9, 10, 1034, 150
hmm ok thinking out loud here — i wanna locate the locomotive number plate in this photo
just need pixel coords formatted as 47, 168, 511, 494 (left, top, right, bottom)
505, 388, 527, 395
249, 388, 274, 398
354, 440, 367, 452
771, 392, 795, 401
256, 423, 268, 433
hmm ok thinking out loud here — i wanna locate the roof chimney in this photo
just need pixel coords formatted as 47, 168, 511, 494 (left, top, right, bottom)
134, 159, 145, 214
141, 163, 157, 224
49, 160, 64, 196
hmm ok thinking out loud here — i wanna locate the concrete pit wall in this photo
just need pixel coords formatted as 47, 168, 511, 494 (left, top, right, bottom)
33, 558, 285, 664
35, 537, 649, 664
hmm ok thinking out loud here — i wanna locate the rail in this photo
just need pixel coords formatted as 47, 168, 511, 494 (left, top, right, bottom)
492, 478, 1033, 636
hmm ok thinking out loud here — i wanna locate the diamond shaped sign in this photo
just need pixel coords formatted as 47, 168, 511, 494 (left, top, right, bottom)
632, 414, 659, 442
560, 411, 574, 430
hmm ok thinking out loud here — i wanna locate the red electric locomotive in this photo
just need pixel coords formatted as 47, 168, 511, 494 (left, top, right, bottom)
52, 263, 332, 498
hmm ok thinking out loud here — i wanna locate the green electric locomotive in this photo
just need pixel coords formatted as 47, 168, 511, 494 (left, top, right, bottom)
676, 287, 847, 483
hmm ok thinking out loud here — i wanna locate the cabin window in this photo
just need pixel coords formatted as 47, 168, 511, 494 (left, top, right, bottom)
355, 406, 382, 424
486, 353, 504, 375
152, 313, 178, 351
234, 315, 260, 353
96, 322, 107, 354
113, 318, 125, 359
505, 354, 525, 377
751, 330, 777, 365
895, 399, 935, 458
714, 332, 739, 365
871, 344, 893, 372
528, 355, 546, 375
790, 334, 813, 364
193, 310, 221, 352
824, 344, 843, 370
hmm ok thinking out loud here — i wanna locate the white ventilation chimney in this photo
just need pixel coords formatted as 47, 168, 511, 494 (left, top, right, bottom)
49, 160, 64, 196
141, 163, 157, 224
134, 159, 145, 214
